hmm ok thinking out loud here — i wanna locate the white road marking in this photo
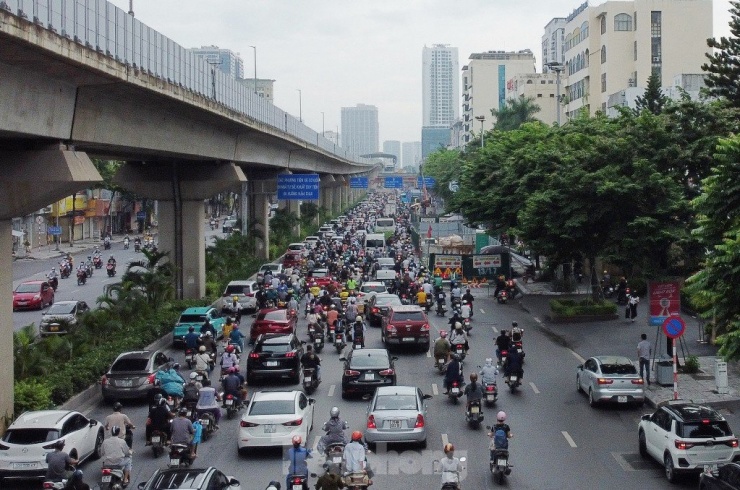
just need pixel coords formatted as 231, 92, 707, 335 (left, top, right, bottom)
328, 385, 335, 397
569, 349, 586, 363
426, 350, 431, 358
491, 325, 498, 333
479, 308, 485, 314
441, 433, 449, 446
529, 382, 540, 394
562, 431, 577, 448
432, 383, 439, 396
611, 452, 635, 472
533, 316, 542, 324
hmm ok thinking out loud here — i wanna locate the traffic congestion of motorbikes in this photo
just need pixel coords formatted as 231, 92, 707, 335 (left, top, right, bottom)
33, 192, 528, 490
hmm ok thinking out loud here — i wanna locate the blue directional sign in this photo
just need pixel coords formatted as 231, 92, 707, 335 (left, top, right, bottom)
349, 176, 369, 189
384, 176, 403, 189
47, 226, 62, 236
277, 173, 320, 200
417, 176, 436, 188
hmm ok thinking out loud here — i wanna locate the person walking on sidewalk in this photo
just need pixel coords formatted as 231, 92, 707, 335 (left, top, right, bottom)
637, 334, 652, 386
627, 290, 640, 322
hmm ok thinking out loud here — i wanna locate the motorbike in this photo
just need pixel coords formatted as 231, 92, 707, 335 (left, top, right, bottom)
304, 302, 312, 318
76, 269, 87, 286
149, 429, 166, 458
435, 356, 448, 374
223, 393, 239, 419
302, 367, 319, 394
93, 256, 103, 269
512, 340, 525, 362
181, 400, 197, 420
184, 349, 195, 369
463, 317, 472, 334
106, 263, 116, 277
453, 343, 466, 361
103, 239, 111, 250
425, 297, 434, 313
313, 331, 325, 352
85, 264, 93, 278
451, 298, 461, 313
60, 265, 71, 279
352, 333, 364, 350
506, 372, 521, 393
100, 466, 124, 489
466, 399, 484, 428
325, 443, 345, 475
505, 280, 518, 299
49, 276, 58, 292
400, 293, 410, 305
287, 474, 310, 490
123, 238, 129, 250
199, 410, 216, 441
617, 287, 631, 306
488, 444, 511, 484
448, 380, 464, 404
134, 241, 141, 252
483, 381, 498, 406
168, 443, 192, 468
436, 299, 447, 317
342, 471, 371, 490
194, 370, 208, 384
334, 330, 346, 353
496, 290, 509, 304
499, 349, 508, 367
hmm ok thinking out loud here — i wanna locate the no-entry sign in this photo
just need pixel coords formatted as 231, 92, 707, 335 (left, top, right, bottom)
662, 316, 686, 339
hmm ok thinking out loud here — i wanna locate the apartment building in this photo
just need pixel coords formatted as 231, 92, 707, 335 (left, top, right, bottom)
506, 73, 560, 126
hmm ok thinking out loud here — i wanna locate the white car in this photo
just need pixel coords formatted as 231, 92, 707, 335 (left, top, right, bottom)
237, 390, 315, 453
638, 402, 740, 482
303, 236, 319, 249
357, 282, 388, 313
220, 280, 259, 313
0, 410, 104, 483
287, 242, 308, 257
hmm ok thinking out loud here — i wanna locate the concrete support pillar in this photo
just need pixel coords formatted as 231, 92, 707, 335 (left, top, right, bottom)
321, 187, 333, 219
0, 220, 12, 430
288, 199, 301, 237
158, 200, 206, 298
248, 180, 272, 260
332, 185, 342, 216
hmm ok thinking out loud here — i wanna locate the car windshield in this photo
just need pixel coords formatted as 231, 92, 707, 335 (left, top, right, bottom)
288, 245, 303, 250
600, 363, 637, 375
178, 314, 206, 323
2, 428, 60, 444
256, 343, 292, 354
374, 395, 417, 411
262, 265, 280, 272
391, 311, 426, 322
376, 296, 402, 306
362, 285, 386, 293
15, 284, 39, 293
365, 239, 384, 248
681, 420, 733, 438
312, 270, 329, 278
259, 311, 286, 321
111, 358, 149, 372
350, 353, 389, 369
224, 285, 250, 296
249, 400, 295, 416
147, 470, 209, 489
45, 303, 75, 315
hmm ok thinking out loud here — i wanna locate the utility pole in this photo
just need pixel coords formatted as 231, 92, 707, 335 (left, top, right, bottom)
296, 89, 302, 122
250, 46, 257, 95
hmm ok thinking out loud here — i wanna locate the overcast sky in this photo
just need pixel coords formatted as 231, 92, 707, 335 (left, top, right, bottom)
109, 0, 732, 145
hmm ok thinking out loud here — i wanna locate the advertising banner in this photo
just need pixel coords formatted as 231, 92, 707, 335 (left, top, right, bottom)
648, 281, 682, 326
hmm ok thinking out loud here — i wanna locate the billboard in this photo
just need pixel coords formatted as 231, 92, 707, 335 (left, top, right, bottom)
648, 281, 681, 326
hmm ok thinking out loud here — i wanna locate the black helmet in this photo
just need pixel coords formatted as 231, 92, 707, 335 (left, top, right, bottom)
111, 425, 121, 437
178, 407, 189, 416
113, 402, 123, 412
54, 439, 65, 450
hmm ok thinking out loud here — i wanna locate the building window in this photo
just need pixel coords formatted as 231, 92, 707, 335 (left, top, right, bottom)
614, 13, 633, 31
651, 11, 662, 37
634, 11, 637, 30
585, 49, 590, 67
537, 94, 543, 98
601, 45, 606, 64
581, 21, 589, 40
601, 73, 607, 93
634, 41, 637, 61
600, 16, 606, 34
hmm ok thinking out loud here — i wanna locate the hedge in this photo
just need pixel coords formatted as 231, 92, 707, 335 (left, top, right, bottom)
549, 298, 617, 317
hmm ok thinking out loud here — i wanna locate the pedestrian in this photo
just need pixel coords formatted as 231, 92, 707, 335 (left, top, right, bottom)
637, 333, 652, 386
627, 290, 640, 322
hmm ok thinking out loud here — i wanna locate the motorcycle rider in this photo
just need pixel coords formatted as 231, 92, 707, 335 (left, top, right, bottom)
464, 372, 484, 411
449, 323, 469, 352
460, 301, 472, 322
200, 319, 216, 338
479, 358, 499, 386
286, 435, 311, 490
317, 407, 349, 453
145, 396, 172, 444
170, 407, 195, 456
488, 411, 513, 470
220, 345, 239, 373
182, 373, 201, 406
221, 367, 246, 406
450, 284, 462, 303
101, 426, 132, 486
45, 439, 78, 482
222, 316, 236, 340
343, 431, 373, 479
196, 378, 222, 428
495, 330, 511, 364
104, 402, 135, 446
47, 267, 58, 281
229, 325, 246, 353
184, 326, 200, 351
447, 311, 463, 334
107, 255, 116, 267
439, 443, 463, 489
123, 235, 130, 249
306, 309, 320, 337
493, 275, 506, 299
352, 316, 366, 347
300, 344, 321, 381
511, 322, 523, 343
416, 287, 427, 307
433, 330, 451, 367
194, 346, 213, 373
314, 463, 343, 490
443, 354, 464, 395
462, 288, 475, 316
503, 348, 524, 382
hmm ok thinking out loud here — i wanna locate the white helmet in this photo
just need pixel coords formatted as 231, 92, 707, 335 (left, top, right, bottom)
497, 411, 507, 422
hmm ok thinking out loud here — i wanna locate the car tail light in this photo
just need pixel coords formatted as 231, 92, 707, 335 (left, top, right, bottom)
285, 351, 296, 358
100, 375, 107, 387
146, 373, 156, 385
386, 325, 396, 334
372, 307, 379, 314
631, 379, 644, 385
702, 419, 711, 424
240, 421, 259, 428
345, 369, 360, 376
726, 439, 739, 448
101, 468, 112, 476
283, 418, 303, 427
367, 415, 376, 429
249, 352, 260, 359
596, 378, 613, 385
675, 440, 695, 450
43, 483, 56, 489
421, 323, 430, 331
415, 414, 425, 428
379, 369, 395, 376
246, 293, 254, 297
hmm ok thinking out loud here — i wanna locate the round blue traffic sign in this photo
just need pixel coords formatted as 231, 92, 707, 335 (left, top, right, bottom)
662, 316, 686, 339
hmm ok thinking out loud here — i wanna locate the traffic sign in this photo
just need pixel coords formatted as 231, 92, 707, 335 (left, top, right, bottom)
454, 267, 462, 275
349, 177, 369, 189
47, 226, 62, 236
136, 211, 146, 220
277, 174, 320, 200
417, 176, 436, 188
433, 268, 442, 276
662, 316, 686, 339
384, 176, 403, 189
35, 216, 44, 225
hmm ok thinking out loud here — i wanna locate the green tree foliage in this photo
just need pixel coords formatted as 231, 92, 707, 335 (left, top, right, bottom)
421, 149, 465, 204
205, 232, 263, 296
491, 96, 541, 131
634, 73, 668, 115
106, 249, 174, 311
702, 1, 740, 107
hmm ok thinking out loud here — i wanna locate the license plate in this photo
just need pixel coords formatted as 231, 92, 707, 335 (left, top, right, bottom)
498, 459, 508, 467
201, 419, 209, 426
265, 361, 278, 367
451, 387, 460, 394
510, 376, 517, 382
170, 459, 180, 466
102, 475, 112, 482
12, 462, 37, 469
293, 485, 303, 490
185, 410, 192, 418
196, 375, 204, 382
304, 376, 312, 383
389, 420, 402, 429
335, 339, 342, 345
471, 406, 480, 414
438, 358, 445, 364
264, 424, 276, 433
364, 373, 374, 381
225, 399, 233, 406
617, 396, 628, 403
486, 394, 495, 401
517, 348, 522, 353
185, 355, 193, 361
333, 456, 342, 464
50, 325, 59, 332
17, 301, 27, 306
456, 347, 464, 353
118, 379, 133, 387
402, 337, 415, 342
152, 436, 160, 443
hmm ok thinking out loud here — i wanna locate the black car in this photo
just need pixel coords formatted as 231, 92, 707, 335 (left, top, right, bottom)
341, 348, 397, 399
365, 293, 402, 327
700, 462, 740, 489
246, 333, 303, 385
137, 467, 240, 490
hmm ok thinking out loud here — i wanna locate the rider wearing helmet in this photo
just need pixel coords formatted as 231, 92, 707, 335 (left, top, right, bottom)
101, 425, 132, 485
318, 407, 349, 453
220, 344, 239, 372
146, 396, 173, 444
104, 402, 135, 442
286, 435, 311, 489
200, 330, 218, 356
45, 439, 78, 481
343, 431, 373, 479
434, 329, 452, 366
221, 366, 246, 406
489, 411, 513, 468
464, 372, 484, 408
194, 345, 213, 372
66, 469, 90, 490
440, 442, 463, 488
449, 322, 469, 351
352, 315, 366, 347
511, 321, 523, 342
479, 358, 499, 385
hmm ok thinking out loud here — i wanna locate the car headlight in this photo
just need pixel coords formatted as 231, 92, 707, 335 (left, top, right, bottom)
33, 295, 41, 300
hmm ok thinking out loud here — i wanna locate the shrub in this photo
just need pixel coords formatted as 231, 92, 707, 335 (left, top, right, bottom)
550, 299, 617, 317
684, 355, 700, 374
14, 379, 53, 414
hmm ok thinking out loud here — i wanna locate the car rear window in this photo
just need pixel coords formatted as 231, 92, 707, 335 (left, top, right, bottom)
374, 395, 417, 411
288, 244, 303, 251
350, 353, 389, 369
223, 285, 251, 296
681, 420, 734, 438
391, 311, 426, 322
375, 219, 395, 227
362, 285, 386, 293
259, 310, 286, 321
365, 239, 384, 248
312, 270, 329, 278
15, 284, 39, 293
111, 358, 149, 372
46, 303, 76, 315
178, 314, 206, 323
249, 400, 295, 416
376, 296, 402, 306
147, 470, 208, 489
2, 428, 60, 444
601, 363, 637, 375
256, 343, 292, 354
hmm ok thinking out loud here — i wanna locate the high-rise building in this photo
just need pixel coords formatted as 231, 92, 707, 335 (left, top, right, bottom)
341, 104, 379, 156
557, 0, 712, 117
461, 50, 536, 143
324, 130, 340, 146
422, 45, 460, 128
421, 126, 451, 160
190, 45, 245, 79
383, 141, 401, 161
236, 78, 276, 101
542, 17, 567, 72
402, 141, 422, 168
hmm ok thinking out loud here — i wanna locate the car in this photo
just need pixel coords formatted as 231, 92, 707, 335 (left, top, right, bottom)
341, 348, 397, 398
13, 280, 54, 311
221, 219, 238, 234
318, 226, 334, 239
576, 355, 645, 407
172, 307, 225, 347
356, 282, 388, 314
700, 462, 740, 489
256, 263, 284, 281
219, 280, 259, 314
283, 251, 304, 269
308, 268, 338, 289
303, 236, 319, 249
365, 293, 403, 327
375, 257, 396, 270
365, 386, 432, 449
286, 242, 308, 257
381, 305, 431, 350
0, 410, 103, 482
138, 467, 241, 490
638, 402, 740, 482
237, 390, 315, 452
39, 300, 90, 336
246, 333, 303, 384
101, 350, 171, 402
249, 308, 298, 342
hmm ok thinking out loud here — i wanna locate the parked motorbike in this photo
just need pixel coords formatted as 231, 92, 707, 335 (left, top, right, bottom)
168, 443, 192, 468
76, 269, 87, 286
100, 466, 124, 489
496, 290, 509, 304
150, 429, 166, 458
106, 263, 116, 277
466, 399, 484, 428
483, 381, 498, 406
448, 380, 464, 404
303, 367, 319, 394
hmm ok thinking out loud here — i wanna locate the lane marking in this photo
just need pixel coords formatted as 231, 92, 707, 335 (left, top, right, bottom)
611, 452, 635, 472
533, 316, 542, 324
562, 431, 577, 448
328, 385, 335, 397
426, 350, 431, 358
432, 383, 439, 396
491, 325, 498, 333
529, 382, 540, 394
479, 308, 485, 314
569, 349, 586, 363
441, 433, 449, 446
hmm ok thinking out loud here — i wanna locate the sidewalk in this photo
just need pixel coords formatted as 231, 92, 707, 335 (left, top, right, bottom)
515, 282, 740, 409
12, 232, 154, 262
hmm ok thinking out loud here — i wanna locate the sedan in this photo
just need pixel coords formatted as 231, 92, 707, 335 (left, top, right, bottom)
365, 293, 402, 327
39, 300, 90, 336
13, 281, 54, 311
365, 386, 431, 449
341, 348, 397, 399
237, 390, 315, 452
576, 355, 645, 407
138, 467, 241, 490
249, 308, 298, 342
246, 333, 303, 384
101, 350, 171, 403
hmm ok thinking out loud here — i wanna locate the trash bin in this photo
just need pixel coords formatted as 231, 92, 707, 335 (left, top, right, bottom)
656, 361, 674, 386
715, 360, 729, 394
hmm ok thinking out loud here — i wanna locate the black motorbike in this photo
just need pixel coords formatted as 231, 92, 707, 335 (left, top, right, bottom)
49, 276, 58, 291
168, 444, 192, 468
466, 399, 484, 428
106, 263, 116, 277
302, 367, 319, 394
76, 269, 87, 286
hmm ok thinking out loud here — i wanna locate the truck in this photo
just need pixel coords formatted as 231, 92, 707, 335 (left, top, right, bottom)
384, 202, 397, 217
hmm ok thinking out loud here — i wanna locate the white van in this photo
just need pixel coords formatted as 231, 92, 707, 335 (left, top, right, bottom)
364, 233, 386, 256
373, 217, 396, 234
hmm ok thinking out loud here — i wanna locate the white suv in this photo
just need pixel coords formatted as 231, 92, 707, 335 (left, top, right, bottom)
638, 402, 740, 482
0, 410, 104, 483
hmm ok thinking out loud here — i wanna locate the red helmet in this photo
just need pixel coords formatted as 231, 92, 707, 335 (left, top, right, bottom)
226, 345, 235, 353
351, 431, 363, 442
292, 435, 302, 446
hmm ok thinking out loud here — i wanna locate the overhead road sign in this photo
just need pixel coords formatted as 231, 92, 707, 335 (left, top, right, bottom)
277, 173, 320, 200
417, 176, 436, 187
384, 176, 403, 189
350, 177, 369, 189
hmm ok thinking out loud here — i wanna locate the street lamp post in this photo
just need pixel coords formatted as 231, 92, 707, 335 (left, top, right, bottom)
545, 61, 565, 126
128, 0, 134, 16
475, 115, 485, 148
296, 89, 302, 122
250, 46, 257, 95
321, 112, 325, 137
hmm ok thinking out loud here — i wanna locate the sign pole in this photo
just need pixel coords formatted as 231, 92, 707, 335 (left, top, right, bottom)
673, 337, 678, 400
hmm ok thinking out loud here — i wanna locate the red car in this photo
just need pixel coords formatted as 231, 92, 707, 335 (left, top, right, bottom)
13, 280, 55, 311
249, 308, 297, 341
283, 251, 303, 269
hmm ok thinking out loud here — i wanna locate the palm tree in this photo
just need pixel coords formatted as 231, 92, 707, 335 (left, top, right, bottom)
491, 97, 542, 131
117, 249, 175, 310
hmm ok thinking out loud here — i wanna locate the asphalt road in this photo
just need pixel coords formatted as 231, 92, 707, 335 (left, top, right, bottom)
6, 290, 711, 489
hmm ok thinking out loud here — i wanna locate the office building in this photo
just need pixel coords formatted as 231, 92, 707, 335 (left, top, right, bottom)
383, 140, 401, 162
402, 141, 422, 168
237, 78, 276, 101
506, 73, 559, 125
341, 104, 379, 156
606, 73, 708, 116
461, 50, 536, 143
542, 17, 567, 72
558, 0, 712, 117
422, 45, 460, 127
324, 130, 340, 146
190, 45, 245, 79
421, 126, 451, 160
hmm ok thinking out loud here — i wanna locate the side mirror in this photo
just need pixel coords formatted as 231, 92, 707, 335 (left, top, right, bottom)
309, 398, 316, 404
301, 340, 307, 345
339, 357, 346, 362
577, 364, 583, 370
641, 414, 651, 421
229, 479, 240, 486
89, 419, 98, 426
138, 483, 146, 490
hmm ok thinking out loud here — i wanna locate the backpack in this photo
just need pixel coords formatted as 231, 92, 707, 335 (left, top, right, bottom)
494, 427, 508, 449
183, 383, 199, 402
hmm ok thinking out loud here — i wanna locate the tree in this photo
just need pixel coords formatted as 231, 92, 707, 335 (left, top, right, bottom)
491, 97, 541, 131
420, 149, 465, 204
107, 249, 174, 311
634, 73, 668, 115
702, 1, 740, 107
92, 159, 127, 235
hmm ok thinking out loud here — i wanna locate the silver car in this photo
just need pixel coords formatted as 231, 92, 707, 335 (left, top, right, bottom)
365, 385, 431, 448
576, 355, 645, 407
39, 300, 89, 336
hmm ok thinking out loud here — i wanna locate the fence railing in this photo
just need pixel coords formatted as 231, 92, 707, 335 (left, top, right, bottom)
0, 0, 372, 165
